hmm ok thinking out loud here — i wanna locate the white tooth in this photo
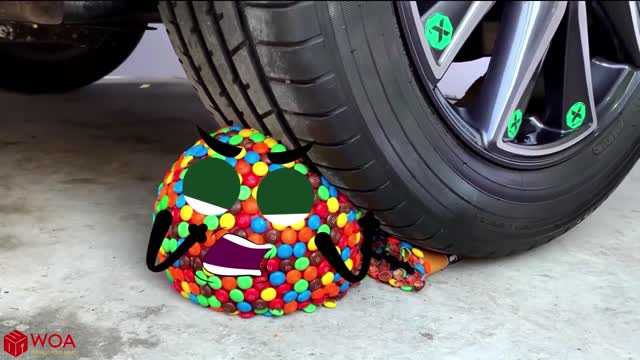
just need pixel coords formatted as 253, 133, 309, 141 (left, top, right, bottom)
202, 263, 262, 277
184, 196, 226, 215
264, 213, 309, 226
222, 233, 273, 250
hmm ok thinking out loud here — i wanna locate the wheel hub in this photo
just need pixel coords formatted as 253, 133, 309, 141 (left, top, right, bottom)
397, 1, 640, 168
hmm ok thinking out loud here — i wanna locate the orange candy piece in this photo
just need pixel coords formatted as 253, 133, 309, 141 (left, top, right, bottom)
298, 227, 314, 242
188, 242, 201, 257
303, 266, 318, 281
286, 270, 302, 284
325, 283, 340, 297
253, 142, 269, 154
248, 233, 265, 245
221, 277, 237, 291
242, 198, 259, 215
172, 268, 185, 282
281, 228, 297, 245
348, 234, 358, 247
235, 160, 251, 175
191, 212, 205, 225
311, 288, 325, 300
283, 301, 298, 314
189, 283, 200, 295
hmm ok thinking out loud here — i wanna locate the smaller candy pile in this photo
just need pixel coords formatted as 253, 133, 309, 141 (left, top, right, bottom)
368, 236, 460, 291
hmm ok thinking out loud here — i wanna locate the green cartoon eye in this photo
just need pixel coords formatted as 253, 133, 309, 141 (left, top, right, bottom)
257, 168, 314, 226
183, 158, 240, 215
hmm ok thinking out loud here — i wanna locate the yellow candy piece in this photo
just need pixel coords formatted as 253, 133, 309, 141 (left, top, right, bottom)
180, 291, 190, 299
308, 236, 317, 251
239, 129, 253, 138
327, 197, 339, 213
282, 161, 295, 168
159, 248, 166, 256
335, 246, 341, 255
180, 205, 193, 221
321, 272, 334, 286
180, 156, 193, 168
345, 258, 353, 271
388, 279, 397, 287
291, 219, 305, 231
238, 173, 243, 184
261, 288, 277, 301
253, 162, 269, 177
264, 137, 278, 148
323, 299, 337, 308
336, 213, 348, 228
235, 147, 247, 159
411, 248, 425, 258
164, 171, 173, 185
202, 268, 213, 276
251, 186, 259, 200
181, 281, 190, 293
220, 213, 235, 229
208, 149, 215, 156
272, 222, 286, 231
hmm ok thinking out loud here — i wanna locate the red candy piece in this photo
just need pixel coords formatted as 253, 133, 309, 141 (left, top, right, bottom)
318, 261, 331, 275
215, 289, 230, 303
276, 284, 292, 296
266, 259, 280, 273
240, 312, 255, 319
269, 299, 284, 310
244, 288, 260, 303
173, 280, 182, 293
236, 213, 252, 229
183, 269, 194, 283
243, 173, 261, 188
297, 300, 311, 310
313, 202, 329, 219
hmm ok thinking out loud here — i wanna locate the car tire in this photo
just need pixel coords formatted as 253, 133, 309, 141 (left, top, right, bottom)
159, 1, 640, 257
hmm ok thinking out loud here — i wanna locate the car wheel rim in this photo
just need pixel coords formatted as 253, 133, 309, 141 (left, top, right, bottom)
397, 1, 640, 168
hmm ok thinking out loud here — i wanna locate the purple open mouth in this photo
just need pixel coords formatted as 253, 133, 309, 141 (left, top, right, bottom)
202, 233, 273, 276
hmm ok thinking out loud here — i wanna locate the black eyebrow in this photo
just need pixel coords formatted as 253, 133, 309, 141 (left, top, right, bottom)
267, 142, 313, 164
196, 126, 242, 158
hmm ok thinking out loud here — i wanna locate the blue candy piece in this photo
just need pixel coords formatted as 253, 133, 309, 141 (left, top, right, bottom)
269, 271, 286, 286
293, 242, 307, 258
347, 210, 355, 222
341, 247, 351, 261
339, 282, 350, 292
225, 157, 237, 167
320, 176, 330, 187
263, 311, 273, 317
329, 186, 338, 198
176, 194, 186, 208
414, 264, 426, 276
283, 291, 298, 303
193, 145, 208, 157
189, 294, 198, 303
237, 302, 252, 313
244, 151, 260, 165
400, 241, 413, 250
231, 125, 242, 131
178, 238, 185, 246
251, 217, 268, 234
307, 215, 321, 231
297, 290, 311, 302
218, 135, 230, 144
173, 260, 180, 268
269, 164, 283, 172
333, 273, 341, 282
277, 244, 293, 259
173, 180, 183, 194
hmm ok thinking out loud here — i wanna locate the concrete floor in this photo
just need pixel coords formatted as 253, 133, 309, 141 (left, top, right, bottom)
0, 80, 638, 360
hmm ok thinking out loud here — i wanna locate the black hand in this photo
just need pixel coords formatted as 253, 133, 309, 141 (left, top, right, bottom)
315, 212, 379, 283
146, 210, 208, 272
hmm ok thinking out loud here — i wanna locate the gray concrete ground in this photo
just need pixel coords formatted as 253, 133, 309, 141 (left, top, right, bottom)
0, 80, 638, 360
